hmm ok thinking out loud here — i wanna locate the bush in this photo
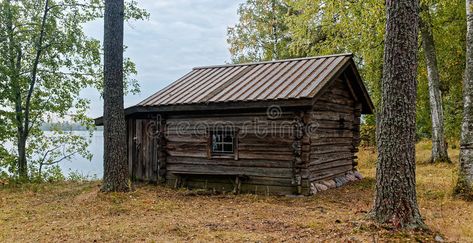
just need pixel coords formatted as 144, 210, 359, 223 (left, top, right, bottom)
67, 170, 96, 182
360, 124, 376, 147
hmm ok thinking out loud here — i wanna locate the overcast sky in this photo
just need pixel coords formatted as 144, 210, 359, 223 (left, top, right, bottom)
82, 0, 244, 118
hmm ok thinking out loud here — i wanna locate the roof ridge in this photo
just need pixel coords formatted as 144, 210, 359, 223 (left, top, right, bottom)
193, 53, 353, 70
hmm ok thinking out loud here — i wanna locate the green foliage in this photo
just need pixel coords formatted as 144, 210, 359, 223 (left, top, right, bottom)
228, 0, 386, 104
228, 0, 465, 142
0, 0, 148, 181
67, 170, 97, 182
29, 164, 65, 183
360, 124, 376, 147
432, 0, 465, 140
227, 0, 297, 63
416, 0, 465, 140
286, 0, 386, 108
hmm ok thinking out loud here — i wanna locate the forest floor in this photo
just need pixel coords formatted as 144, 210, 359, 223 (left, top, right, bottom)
1, 141, 472, 242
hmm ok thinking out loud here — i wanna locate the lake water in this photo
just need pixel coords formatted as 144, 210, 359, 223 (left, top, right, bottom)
61, 131, 104, 178
3, 131, 104, 179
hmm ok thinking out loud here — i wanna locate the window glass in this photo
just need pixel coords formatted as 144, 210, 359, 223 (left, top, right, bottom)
223, 134, 233, 143
212, 130, 234, 154
223, 143, 233, 152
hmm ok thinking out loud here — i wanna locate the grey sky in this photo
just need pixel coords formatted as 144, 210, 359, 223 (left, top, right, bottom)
82, 0, 244, 118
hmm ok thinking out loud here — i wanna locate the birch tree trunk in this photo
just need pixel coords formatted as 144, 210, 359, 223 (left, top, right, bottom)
101, 0, 130, 192
454, 0, 473, 198
419, 7, 450, 163
373, 0, 425, 228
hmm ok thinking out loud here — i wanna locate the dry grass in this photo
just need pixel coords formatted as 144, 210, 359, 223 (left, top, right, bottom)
0, 142, 471, 242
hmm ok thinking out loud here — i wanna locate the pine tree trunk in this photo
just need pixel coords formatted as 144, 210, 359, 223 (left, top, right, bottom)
373, 0, 425, 228
454, 0, 473, 198
419, 8, 450, 164
101, 0, 130, 192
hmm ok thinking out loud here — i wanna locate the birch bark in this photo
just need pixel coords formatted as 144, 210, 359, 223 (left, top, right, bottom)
455, 0, 473, 198
419, 7, 450, 163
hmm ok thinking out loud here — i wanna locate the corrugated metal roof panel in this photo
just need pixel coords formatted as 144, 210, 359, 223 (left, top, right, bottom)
139, 54, 353, 106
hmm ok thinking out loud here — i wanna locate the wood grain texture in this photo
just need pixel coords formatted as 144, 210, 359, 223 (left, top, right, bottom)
306, 78, 358, 186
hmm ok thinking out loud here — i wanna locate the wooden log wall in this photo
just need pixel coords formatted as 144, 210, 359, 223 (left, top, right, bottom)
164, 113, 306, 195
124, 77, 363, 195
307, 78, 361, 184
292, 113, 311, 194
157, 117, 167, 183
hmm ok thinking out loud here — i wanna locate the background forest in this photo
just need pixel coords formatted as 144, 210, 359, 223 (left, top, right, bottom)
0, 0, 466, 180
228, 0, 466, 146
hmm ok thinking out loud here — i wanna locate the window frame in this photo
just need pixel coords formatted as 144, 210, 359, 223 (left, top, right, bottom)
208, 128, 238, 160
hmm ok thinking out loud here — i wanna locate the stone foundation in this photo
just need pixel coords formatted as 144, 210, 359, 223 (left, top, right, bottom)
310, 170, 363, 195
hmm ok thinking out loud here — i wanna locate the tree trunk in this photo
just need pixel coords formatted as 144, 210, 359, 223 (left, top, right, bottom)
373, 0, 425, 228
271, 0, 278, 60
419, 7, 450, 163
5, 0, 28, 180
454, 0, 473, 198
17, 134, 27, 180
101, 0, 130, 192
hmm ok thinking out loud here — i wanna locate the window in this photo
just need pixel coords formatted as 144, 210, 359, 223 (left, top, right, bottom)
211, 130, 235, 154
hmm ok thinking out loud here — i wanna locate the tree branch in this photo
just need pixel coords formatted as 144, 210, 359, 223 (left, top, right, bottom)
40, 152, 77, 167
38, 69, 98, 77
28, 96, 52, 134
23, 0, 50, 139
37, 144, 60, 167
46, 3, 94, 12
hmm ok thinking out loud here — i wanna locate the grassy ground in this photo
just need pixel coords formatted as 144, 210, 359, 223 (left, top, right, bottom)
1, 141, 472, 242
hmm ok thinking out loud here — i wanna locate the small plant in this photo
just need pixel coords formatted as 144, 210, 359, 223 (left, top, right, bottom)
67, 170, 96, 182
28, 165, 65, 183
68, 170, 87, 182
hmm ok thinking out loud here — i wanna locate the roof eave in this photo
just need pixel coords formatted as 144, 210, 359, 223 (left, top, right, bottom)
347, 59, 375, 114
94, 98, 314, 126
309, 58, 375, 115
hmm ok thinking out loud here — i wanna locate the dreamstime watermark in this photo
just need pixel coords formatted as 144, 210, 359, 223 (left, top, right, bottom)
266, 105, 282, 119
143, 106, 320, 139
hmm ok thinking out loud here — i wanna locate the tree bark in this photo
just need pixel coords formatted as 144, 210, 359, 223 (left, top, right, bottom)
373, 0, 425, 228
454, 0, 473, 198
101, 0, 130, 192
419, 7, 450, 163
17, 136, 27, 180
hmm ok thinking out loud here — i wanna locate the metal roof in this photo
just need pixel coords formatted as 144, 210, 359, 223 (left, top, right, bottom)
139, 53, 357, 107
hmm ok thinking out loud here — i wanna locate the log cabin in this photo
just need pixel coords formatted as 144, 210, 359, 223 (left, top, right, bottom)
95, 53, 374, 195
